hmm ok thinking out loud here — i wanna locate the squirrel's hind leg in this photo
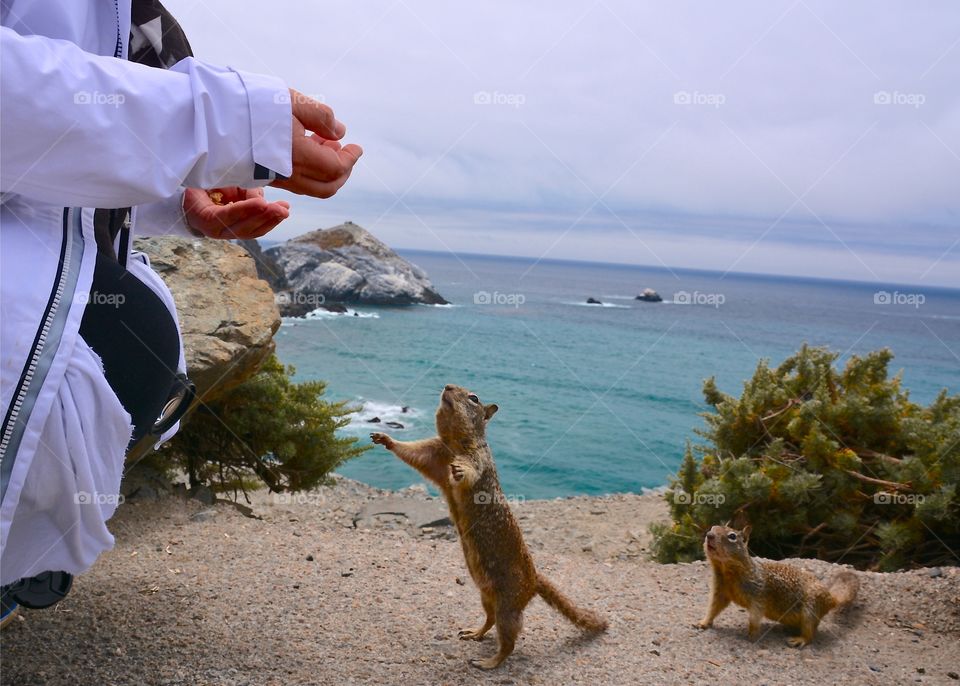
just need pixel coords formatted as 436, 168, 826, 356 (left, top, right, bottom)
470, 606, 522, 670
459, 591, 495, 641
786, 612, 818, 648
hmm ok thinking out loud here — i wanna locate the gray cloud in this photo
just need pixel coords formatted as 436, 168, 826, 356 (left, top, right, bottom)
168, 0, 960, 286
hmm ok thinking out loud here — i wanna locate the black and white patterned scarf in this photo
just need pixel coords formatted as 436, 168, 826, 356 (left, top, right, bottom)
129, 0, 193, 67
96, 0, 194, 262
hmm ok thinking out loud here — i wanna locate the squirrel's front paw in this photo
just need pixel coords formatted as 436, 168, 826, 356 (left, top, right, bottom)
695, 620, 712, 630
370, 432, 392, 448
451, 463, 465, 482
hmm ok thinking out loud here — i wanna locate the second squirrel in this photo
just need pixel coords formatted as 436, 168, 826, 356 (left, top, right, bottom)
697, 524, 859, 647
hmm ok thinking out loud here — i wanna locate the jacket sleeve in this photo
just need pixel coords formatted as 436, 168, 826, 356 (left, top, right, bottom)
0, 27, 293, 208
132, 190, 194, 237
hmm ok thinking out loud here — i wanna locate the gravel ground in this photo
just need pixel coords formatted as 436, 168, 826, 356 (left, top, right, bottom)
2, 477, 958, 686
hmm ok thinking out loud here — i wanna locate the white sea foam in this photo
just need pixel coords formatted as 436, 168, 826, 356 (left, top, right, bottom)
347, 398, 422, 431
563, 300, 631, 309
303, 307, 380, 320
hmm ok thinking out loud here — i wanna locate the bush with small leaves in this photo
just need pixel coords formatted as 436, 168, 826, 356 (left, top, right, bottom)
164, 354, 368, 497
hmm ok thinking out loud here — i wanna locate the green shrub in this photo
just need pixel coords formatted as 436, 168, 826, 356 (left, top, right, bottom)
651, 344, 959, 570
165, 354, 367, 496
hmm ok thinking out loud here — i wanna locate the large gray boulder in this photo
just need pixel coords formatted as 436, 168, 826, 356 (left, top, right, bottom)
133, 237, 281, 401
264, 222, 448, 309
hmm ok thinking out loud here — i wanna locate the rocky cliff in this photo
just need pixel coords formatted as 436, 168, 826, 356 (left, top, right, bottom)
263, 222, 448, 311
236, 238, 289, 293
133, 237, 281, 401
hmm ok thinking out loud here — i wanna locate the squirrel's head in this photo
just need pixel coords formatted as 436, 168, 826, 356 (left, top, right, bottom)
703, 524, 751, 563
435, 384, 498, 447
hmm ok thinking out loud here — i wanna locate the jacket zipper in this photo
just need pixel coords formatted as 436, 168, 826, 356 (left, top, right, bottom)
0, 210, 75, 461
113, 0, 131, 267
113, 0, 122, 58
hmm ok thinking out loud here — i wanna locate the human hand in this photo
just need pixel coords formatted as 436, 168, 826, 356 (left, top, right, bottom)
182, 187, 290, 239
270, 90, 362, 198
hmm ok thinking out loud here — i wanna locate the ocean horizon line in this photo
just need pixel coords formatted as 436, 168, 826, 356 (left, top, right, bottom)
392, 247, 960, 295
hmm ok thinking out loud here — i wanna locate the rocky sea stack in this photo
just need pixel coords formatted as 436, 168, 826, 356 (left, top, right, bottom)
262, 222, 449, 315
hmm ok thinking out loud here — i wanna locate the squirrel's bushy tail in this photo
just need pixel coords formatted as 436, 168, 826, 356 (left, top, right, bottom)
535, 574, 608, 632
828, 571, 859, 610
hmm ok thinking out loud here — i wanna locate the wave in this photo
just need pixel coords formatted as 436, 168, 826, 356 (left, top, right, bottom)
562, 300, 632, 309
303, 307, 380, 320
346, 398, 423, 431
874, 310, 960, 321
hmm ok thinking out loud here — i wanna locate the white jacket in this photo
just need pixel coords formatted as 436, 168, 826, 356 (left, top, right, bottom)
0, 0, 292, 583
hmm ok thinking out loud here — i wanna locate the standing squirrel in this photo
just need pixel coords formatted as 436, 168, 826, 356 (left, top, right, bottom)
371, 384, 607, 669
696, 524, 859, 647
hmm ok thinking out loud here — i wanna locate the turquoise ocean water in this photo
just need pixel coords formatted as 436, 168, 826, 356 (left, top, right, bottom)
274, 251, 960, 499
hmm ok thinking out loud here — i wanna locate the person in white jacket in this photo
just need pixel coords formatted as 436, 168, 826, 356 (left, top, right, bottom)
0, 0, 362, 620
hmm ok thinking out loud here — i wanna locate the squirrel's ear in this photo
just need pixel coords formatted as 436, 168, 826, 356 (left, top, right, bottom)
741, 525, 752, 544
484, 404, 499, 421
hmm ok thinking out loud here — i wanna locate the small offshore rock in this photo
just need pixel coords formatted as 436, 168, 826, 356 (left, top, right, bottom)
636, 288, 663, 302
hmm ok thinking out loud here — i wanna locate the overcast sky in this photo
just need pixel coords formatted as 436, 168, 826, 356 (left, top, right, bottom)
167, 1, 960, 287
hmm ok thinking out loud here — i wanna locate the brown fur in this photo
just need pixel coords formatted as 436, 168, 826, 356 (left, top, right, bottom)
696, 524, 859, 647
372, 384, 607, 669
